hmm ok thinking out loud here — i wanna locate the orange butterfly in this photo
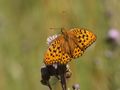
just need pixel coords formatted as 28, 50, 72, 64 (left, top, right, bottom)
44, 28, 96, 65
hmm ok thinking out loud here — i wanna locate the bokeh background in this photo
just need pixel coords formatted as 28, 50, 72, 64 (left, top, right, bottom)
0, 0, 120, 90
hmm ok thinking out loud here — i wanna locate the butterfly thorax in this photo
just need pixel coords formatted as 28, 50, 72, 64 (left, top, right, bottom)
61, 29, 76, 57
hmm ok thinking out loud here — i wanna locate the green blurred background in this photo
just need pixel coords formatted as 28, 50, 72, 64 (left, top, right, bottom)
0, 0, 120, 90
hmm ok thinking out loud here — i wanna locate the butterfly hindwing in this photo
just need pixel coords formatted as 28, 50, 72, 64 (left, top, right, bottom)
72, 47, 84, 59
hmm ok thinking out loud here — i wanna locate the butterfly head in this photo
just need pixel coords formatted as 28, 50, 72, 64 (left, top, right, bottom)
61, 28, 69, 41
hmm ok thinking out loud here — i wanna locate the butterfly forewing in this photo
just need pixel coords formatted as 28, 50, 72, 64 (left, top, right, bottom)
67, 28, 96, 59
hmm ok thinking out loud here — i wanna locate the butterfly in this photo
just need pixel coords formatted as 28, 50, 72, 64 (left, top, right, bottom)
44, 28, 96, 65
